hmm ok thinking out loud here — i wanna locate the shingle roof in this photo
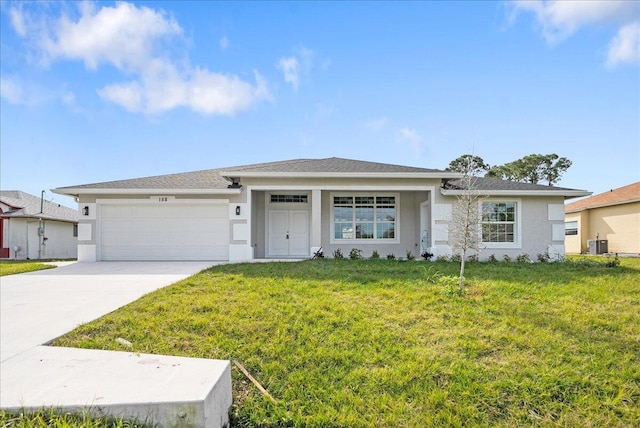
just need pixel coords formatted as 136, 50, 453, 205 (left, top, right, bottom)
444, 177, 586, 192
565, 182, 640, 213
56, 169, 231, 191
0, 191, 79, 223
53, 157, 453, 193
221, 157, 446, 174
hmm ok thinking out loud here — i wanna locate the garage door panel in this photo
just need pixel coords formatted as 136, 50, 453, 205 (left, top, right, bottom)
100, 204, 229, 261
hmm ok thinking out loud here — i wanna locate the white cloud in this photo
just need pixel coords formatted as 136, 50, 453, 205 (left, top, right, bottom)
606, 22, 640, 67
277, 56, 300, 91
396, 128, 424, 156
219, 36, 229, 51
0, 77, 25, 104
9, 2, 270, 115
277, 45, 321, 91
99, 67, 270, 115
61, 90, 76, 106
0, 77, 47, 106
9, 7, 27, 37
510, 0, 640, 67
364, 117, 388, 131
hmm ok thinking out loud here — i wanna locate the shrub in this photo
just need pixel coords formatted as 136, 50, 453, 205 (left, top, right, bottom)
438, 275, 463, 297
487, 254, 498, 263
450, 253, 462, 263
386, 253, 396, 260
467, 254, 479, 263
349, 248, 363, 260
436, 255, 449, 262
406, 251, 415, 261
537, 252, 550, 263
423, 266, 443, 283
421, 251, 434, 261
370, 250, 380, 259
606, 253, 621, 268
503, 254, 512, 263
333, 248, 344, 259
516, 253, 531, 263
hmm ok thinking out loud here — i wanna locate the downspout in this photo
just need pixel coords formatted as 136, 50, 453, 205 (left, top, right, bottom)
26, 221, 30, 259
38, 218, 42, 259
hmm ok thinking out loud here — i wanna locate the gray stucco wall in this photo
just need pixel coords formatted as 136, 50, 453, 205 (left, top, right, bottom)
439, 195, 566, 261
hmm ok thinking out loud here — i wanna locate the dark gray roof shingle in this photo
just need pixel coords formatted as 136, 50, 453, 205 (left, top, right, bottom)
443, 177, 588, 193
54, 157, 449, 192
221, 157, 445, 174
0, 191, 78, 222
56, 169, 232, 190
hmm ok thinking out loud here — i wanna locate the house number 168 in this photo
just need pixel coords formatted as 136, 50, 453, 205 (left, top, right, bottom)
158, 197, 169, 202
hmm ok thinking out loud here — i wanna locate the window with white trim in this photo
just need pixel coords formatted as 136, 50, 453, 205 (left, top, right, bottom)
565, 221, 578, 236
333, 195, 397, 241
481, 201, 517, 243
270, 194, 308, 203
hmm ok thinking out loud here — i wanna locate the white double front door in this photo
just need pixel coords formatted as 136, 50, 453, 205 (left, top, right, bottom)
268, 210, 310, 257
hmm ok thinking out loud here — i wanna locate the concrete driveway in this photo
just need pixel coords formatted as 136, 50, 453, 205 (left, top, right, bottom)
1, 261, 234, 427
1, 261, 214, 363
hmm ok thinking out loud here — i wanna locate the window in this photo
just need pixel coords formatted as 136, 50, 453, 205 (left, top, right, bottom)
565, 221, 578, 236
482, 202, 517, 244
333, 195, 397, 241
270, 194, 308, 203
73, 224, 78, 237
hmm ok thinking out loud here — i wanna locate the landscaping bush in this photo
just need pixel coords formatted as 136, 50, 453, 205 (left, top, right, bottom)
349, 248, 363, 260
421, 251, 434, 261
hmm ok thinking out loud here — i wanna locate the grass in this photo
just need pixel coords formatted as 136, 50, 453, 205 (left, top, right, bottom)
0, 260, 56, 276
47, 257, 640, 427
0, 407, 149, 427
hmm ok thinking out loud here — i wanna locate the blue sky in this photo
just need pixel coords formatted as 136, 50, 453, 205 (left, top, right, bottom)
1, 1, 638, 208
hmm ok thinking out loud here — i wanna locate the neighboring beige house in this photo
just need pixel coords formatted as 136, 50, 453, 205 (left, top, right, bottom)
0, 191, 79, 260
53, 157, 589, 262
565, 182, 640, 255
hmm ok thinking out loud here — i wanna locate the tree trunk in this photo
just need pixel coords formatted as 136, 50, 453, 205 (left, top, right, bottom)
459, 250, 466, 292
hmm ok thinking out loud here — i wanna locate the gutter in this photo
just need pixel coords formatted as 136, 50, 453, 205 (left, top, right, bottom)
440, 189, 592, 198
566, 197, 640, 214
52, 188, 243, 197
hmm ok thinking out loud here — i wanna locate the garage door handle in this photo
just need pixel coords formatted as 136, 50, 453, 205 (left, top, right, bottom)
286, 233, 289, 239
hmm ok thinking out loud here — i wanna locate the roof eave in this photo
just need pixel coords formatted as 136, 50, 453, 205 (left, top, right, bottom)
52, 188, 243, 197
0, 213, 78, 223
441, 189, 592, 198
221, 171, 461, 179
566, 197, 640, 213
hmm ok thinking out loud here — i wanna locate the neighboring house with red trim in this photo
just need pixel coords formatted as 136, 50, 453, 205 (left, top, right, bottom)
0, 191, 78, 260
565, 182, 640, 255
53, 157, 590, 262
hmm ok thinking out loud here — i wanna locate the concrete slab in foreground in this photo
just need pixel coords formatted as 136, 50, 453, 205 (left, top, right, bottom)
1, 346, 232, 427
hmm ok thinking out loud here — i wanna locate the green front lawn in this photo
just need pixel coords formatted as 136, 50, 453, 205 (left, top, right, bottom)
0, 260, 56, 276
54, 258, 639, 427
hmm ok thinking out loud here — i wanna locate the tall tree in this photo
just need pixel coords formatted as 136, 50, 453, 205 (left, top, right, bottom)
447, 154, 490, 175
485, 153, 572, 186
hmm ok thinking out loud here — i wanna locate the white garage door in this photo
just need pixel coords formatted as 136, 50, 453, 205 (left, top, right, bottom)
100, 203, 229, 261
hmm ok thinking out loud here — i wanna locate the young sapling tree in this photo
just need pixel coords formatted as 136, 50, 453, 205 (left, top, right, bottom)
449, 157, 484, 293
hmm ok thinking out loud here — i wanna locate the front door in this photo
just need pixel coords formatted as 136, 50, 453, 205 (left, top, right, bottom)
268, 210, 309, 257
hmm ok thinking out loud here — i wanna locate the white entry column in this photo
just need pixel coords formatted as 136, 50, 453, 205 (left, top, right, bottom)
311, 189, 322, 255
